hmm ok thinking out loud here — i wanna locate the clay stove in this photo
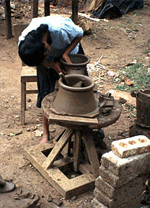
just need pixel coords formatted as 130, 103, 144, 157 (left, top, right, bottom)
129, 89, 150, 138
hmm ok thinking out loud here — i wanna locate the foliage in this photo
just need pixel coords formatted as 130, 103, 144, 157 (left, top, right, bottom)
115, 63, 150, 92
114, 63, 150, 118
123, 104, 136, 118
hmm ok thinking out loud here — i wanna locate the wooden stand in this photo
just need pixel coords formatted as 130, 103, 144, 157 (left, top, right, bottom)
24, 92, 121, 198
24, 129, 97, 199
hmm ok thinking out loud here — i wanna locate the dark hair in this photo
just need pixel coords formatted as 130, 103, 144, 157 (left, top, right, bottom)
18, 24, 51, 66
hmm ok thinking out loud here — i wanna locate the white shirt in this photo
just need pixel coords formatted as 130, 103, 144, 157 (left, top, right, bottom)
18, 15, 83, 60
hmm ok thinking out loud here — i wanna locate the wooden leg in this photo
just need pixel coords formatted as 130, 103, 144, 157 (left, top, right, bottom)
53, 128, 66, 144
82, 129, 100, 178
21, 81, 26, 125
73, 130, 81, 172
42, 128, 74, 169
68, 136, 73, 156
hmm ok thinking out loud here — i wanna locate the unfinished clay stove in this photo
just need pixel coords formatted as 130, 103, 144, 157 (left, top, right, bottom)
129, 89, 150, 138
51, 74, 99, 117
136, 89, 150, 128
129, 123, 150, 139
60, 54, 90, 75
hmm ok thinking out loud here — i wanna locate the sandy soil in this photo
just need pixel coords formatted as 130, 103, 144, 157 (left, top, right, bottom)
0, 1, 150, 207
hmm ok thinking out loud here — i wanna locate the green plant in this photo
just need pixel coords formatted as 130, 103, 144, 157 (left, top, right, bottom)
115, 63, 150, 92
123, 104, 136, 118
115, 83, 131, 92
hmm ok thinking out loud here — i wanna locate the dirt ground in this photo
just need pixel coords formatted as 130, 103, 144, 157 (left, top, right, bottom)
0, 1, 150, 207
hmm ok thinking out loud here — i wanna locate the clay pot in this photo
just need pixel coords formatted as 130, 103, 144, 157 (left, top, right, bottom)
52, 74, 99, 117
136, 89, 150, 128
60, 54, 90, 75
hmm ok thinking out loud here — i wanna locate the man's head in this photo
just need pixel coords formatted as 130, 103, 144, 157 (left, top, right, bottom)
18, 24, 52, 66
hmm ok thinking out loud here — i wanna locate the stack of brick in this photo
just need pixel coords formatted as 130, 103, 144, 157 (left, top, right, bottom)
92, 135, 150, 208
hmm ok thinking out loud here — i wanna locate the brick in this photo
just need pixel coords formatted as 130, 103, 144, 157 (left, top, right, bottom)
91, 198, 107, 208
101, 151, 150, 179
99, 165, 122, 188
111, 135, 150, 158
95, 176, 115, 197
119, 195, 141, 208
92, 196, 141, 208
94, 187, 142, 208
113, 176, 145, 204
94, 187, 114, 208
96, 175, 146, 202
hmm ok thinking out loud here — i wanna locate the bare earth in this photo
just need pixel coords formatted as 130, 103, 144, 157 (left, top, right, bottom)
0, 1, 150, 207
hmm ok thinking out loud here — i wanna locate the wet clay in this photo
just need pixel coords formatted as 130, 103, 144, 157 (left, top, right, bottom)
51, 74, 99, 117
60, 54, 90, 75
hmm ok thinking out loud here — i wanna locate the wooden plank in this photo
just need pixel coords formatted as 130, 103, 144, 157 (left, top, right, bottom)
45, 0, 50, 16
49, 113, 99, 126
21, 82, 26, 125
4, 0, 12, 39
26, 90, 38, 94
79, 163, 93, 174
21, 66, 37, 77
82, 129, 100, 177
24, 144, 95, 199
53, 157, 73, 168
53, 128, 66, 143
21, 77, 37, 82
73, 131, 81, 172
31, 0, 38, 19
42, 128, 74, 169
66, 173, 95, 198
61, 142, 69, 158
24, 147, 68, 197
72, 0, 78, 24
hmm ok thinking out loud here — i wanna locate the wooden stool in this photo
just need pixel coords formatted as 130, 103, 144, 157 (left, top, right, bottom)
21, 66, 38, 125
13, 24, 38, 125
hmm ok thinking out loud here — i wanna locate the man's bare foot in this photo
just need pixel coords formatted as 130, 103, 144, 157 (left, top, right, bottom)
40, 134, 50, 144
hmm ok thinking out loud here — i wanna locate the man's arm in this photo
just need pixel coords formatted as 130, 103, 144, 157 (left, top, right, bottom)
62, 36, 82, 63
42, 36, 82, 73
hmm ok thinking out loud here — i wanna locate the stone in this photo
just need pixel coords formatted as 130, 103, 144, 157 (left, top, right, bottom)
101, 151, 150, 181
47, 196, 53, 202
52, 198, 63, 206
91, 198, 108, 208
111, 135, 150, 158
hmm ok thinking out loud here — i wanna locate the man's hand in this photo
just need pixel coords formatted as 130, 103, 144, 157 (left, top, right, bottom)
61, 36, 82, 63
51, 62, 66, 74
42, 60, 66, 74
62, 53, 72, 63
